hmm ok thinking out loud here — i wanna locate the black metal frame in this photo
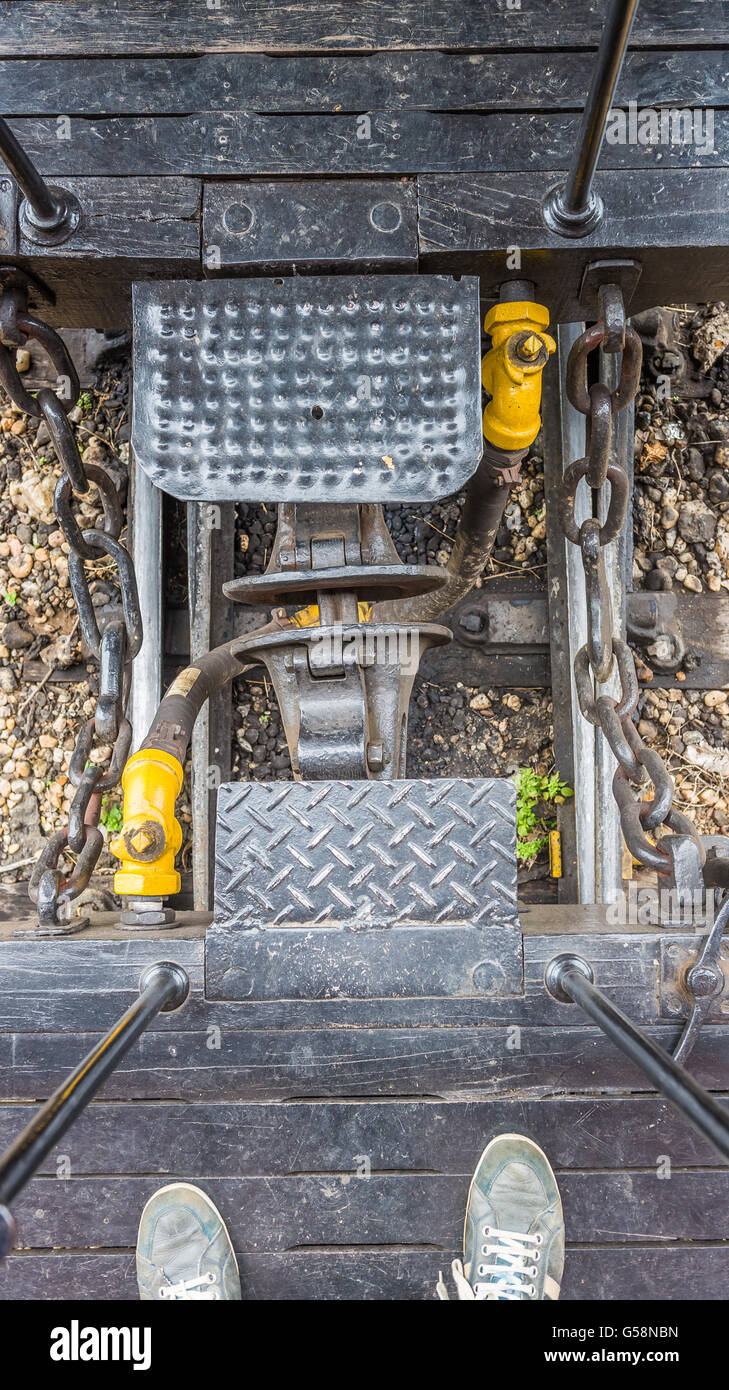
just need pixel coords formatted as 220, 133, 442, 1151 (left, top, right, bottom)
0, 961, 189, 1259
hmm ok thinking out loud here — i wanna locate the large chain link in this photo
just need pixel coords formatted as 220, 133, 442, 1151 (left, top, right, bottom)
557, 286, 704, 879
0, 278, 141, 927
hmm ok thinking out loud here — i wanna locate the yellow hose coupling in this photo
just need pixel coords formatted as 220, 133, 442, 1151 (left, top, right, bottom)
111, 747, 183, 898
481, 301, 555, 451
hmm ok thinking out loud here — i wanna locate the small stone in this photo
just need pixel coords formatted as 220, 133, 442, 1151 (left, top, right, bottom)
469, 693, 491, 711
704, 690, 726, 708
683, 573, 702, 592
678, 499, 717, 546
8, 553, 32, 580
14, 348, 30, 373
1, 622, 33, 650
10, 418, 26, 437
660, 504, 679, 529
0, 668, 17, 693
685, 448, 706, 481
707, 573, 722, 591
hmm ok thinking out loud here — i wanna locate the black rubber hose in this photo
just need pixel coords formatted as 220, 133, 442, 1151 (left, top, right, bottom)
139, 633, 269, 764
373, 446, 526, 624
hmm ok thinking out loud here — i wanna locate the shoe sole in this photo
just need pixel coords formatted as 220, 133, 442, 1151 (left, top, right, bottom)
463, 1132, 560, 1257
136, 1181, 241, 1283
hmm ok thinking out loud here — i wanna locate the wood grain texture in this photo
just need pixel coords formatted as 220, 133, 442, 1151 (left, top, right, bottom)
9, 112, 729, 178
1, 2, 724, 56
0, 1096, 725, 1174
3, 50, 729, 115
7, 1022, 728, 1100
1, 1244, 727, 1300
9, 1169, 729, 1252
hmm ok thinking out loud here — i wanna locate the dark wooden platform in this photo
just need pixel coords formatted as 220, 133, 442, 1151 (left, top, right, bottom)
2, 1, 729, 1302
2, 1, 729, 323
0, 908, 727, 1300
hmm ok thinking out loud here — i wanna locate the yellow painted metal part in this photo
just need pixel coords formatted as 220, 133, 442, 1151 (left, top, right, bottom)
548, 828, 563, 879
111, 747, 183, 897
481, 301, 556, 450
292, 601, 372, 627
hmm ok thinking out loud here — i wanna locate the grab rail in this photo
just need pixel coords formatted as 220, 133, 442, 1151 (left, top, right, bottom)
0, 115, 80, 245
0, 961, 189, 1258
542, 0, 640, 237
545, 953, 729, 1163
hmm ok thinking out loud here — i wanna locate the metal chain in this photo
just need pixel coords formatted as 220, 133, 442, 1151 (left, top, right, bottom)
0, 279, 141, 927
557, 285, 705, 880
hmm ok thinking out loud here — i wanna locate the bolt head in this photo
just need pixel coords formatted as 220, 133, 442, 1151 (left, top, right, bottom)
686, 964, 723, 998
459, 611, 485, 635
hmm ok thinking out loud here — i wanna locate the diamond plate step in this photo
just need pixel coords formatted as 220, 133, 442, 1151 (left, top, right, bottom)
132, 275, 483, 503
207, 778, 521, 1003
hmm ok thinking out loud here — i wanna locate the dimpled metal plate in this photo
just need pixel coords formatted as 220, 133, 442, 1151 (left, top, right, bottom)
132, 275, 482, 503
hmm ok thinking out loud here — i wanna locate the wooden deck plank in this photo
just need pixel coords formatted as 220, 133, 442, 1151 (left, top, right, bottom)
8, 1023, 729, 1100
1, 1244, 726, 1300
3, 49, 729, 115
0, 1096, 726, 1174
1, 2, 724, 56
0, 1095, 724, 1173
8, 111, 729, 179
9, 1169, 729, 1251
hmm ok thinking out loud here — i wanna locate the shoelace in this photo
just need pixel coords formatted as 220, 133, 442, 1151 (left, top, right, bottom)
436, 1226, 543, 1301
159, 1271, 217, 1300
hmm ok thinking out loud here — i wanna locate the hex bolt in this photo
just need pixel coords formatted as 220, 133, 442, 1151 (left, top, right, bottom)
458, 611, 486, 636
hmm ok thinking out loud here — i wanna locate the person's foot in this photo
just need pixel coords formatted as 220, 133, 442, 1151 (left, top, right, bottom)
437, 1133, 564, 1300
136, 1182, 241, 1300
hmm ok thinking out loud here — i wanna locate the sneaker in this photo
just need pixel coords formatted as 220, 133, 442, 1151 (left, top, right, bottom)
136, 1182, 241, 1300
437, 1133, 564, 1300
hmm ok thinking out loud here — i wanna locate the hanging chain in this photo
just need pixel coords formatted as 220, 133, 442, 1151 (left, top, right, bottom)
0, 272, 141, 927
557, 284, 704, 881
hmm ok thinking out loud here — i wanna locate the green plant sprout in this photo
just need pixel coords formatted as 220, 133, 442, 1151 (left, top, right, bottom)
515, 768, 573, 865
99, 797, 123, 834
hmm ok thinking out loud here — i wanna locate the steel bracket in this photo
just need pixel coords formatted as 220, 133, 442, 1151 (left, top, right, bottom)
660, 899, 729, 1063
578, 258, 642, 320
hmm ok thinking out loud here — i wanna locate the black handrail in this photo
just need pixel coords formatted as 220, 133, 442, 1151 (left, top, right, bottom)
0, 961, 189, 1258
542, 0, 640, 237
545, 953, 729, 1163
0, 115, 80, 245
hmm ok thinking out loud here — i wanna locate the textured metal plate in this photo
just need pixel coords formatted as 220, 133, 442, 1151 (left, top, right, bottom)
132, 275, 482, 503
207, 777, 520, 1002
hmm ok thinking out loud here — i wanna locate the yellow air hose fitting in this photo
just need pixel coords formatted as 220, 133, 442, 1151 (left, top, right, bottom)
111, 747, 184, 898
481, 301, 556, 451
